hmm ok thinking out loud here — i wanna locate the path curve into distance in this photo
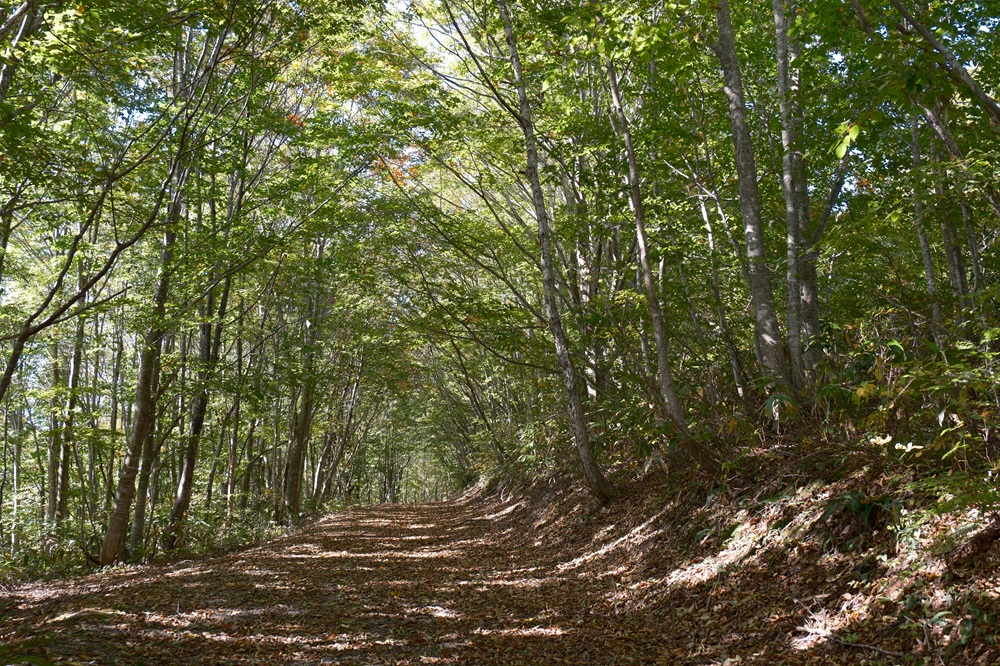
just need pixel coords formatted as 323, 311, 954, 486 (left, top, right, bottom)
3, 497, 648, 665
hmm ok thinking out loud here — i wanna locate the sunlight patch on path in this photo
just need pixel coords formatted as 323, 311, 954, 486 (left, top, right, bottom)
472, 625, 569, 637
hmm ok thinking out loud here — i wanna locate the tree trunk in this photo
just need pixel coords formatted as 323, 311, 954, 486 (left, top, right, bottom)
773, 0, 805, 391
698, 197, 749, 399
496, 0, 617, 502
918, 102, 1000, 221
100, 221, 176, 565
936, 189, 969, 309
910, 114, 942, 333
129, 374, 160, 558
164, 276, 229, 549
711, 0, 789, 389
225, 334, 241, 521
10, 407, 20, 554
283, 379, 313, 522
606, 58, 720, 475
0, 3, 43, 108
960, 202, 984, 293
57, 313, 86, 523
205, 426, 226, 509
46, 342, 61, 524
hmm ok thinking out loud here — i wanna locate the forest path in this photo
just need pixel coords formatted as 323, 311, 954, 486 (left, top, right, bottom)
2, 496, 646, 665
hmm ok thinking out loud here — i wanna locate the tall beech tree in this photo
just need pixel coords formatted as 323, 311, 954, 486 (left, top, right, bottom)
710, 0, 789, 391
495, 0, 617, 502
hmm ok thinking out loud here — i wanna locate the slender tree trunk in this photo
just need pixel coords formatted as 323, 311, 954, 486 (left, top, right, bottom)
10, 407, 20, 554
919, 102, 1000, 221
496, 0, 617, 502
938, 194, 969, 308
606, 59, 720, 474
105, 316, 125, 518
46, 342, 61, 524
100, 221, 176, 564
226, 331, 241, 520
164, 276, 229, 548
1, 407, 8, 545
163, 318, 208, 548
57, 313, 86, 523
698, 197, 749, 399
910, 114, 942, 333
129, 377, 160, 558
0, 207, 13, 292
960, 202, 984, 293
799, 157, 848, 372
773, 0, 805, 391
711, 0, 789, 389
205, 425, 226, 509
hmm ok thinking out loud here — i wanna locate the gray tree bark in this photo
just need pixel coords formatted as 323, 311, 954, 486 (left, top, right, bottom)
497, 0, 616, 502
606, 59, 720, 475
100, 220, 176, 565
773, 0, 805, 390
711, 0, 790, 389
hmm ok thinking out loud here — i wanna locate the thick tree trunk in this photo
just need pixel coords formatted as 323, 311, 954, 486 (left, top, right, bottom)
497, 0, 617, 502
711, 0, 789, 389
606, 59, 720, 475
283, 380, 313, 522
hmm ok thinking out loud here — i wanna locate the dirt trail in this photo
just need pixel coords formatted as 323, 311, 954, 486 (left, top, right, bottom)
2, 496, 641, 665
6, 482, 997, 665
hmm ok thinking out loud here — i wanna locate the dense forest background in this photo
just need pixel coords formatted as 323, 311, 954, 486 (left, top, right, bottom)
0, 0, 997, 576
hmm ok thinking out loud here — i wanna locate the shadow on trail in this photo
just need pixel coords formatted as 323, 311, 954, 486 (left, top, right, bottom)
5, 491, 996, 665
3, 502, 631, 665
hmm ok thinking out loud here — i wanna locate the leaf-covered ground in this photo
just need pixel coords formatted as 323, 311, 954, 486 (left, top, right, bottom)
3, 469, 999, 665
